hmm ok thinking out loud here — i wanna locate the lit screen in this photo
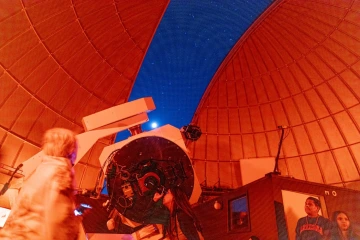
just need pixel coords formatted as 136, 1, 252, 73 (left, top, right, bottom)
0, 207, 11, 227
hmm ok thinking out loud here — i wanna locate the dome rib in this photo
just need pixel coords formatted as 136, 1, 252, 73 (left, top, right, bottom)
0, 0, 169, 172
18, 1, 113, 113
189, 0, 360, 190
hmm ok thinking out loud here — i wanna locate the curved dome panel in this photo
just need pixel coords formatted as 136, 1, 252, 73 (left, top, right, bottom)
189, 0, 360, 190
0, 0, 169, 180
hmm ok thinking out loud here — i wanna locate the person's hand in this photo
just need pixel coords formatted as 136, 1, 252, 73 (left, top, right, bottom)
162, 189, 174, 210
153, 191, 164, 202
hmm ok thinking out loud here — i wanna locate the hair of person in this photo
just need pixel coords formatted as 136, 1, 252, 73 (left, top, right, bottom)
163, 186, 202, 239
172, 186, 200, 224
307, 196, 321, 208
42, 128, 77, 158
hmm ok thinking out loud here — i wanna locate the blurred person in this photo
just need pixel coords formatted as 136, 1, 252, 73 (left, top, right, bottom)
0, 128, 81, 240
295, 197, 331, 240
326, 211, 360, 240
153, 186, 203, 240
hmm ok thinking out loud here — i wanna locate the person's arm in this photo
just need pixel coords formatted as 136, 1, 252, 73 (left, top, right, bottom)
43, 165, 80, 240
322, 218, 333, 239
295, 219, 301, 240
